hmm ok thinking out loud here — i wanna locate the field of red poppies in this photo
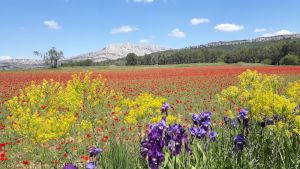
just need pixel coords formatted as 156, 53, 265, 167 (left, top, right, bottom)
1, 65, 300, 111
0, 65, 300, 169
1, 65, 300, 101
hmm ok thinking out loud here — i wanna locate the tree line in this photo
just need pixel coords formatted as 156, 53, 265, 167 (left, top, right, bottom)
125, 39, 300, 66
58, 38, 300, 67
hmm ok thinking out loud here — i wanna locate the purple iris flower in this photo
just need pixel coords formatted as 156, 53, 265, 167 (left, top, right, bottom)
265, 117, 274, 125
189, 126, 206, 139
141, 116, 192, 169
224, 116, 229, 123
201, 112, 212, 120
209, 131, 217, 142
165, 124, 189, 156
230, 119, 238, 128
273, 114, 279, 121
167, 140, 181, 156
192, 114, 201, 125
192, 111, 211, 126
201, 121, 211, 130
183, 132, 192, 154
189, 127, 197, 137
234, 134, 245, 150
86, 162, 96, 169
260, 117, 274, 128
141, 139, 150, 158
157, 116, 167, 130
141, 136, 165, 169
148, 130, 162, 140
239, 109, 248, 120
190, 112, 214, 140
89, 147, 102, 157
185, 144, 192, 154
141, 117, 166, 169
63, 163, 78, 169
198, 127, 207, 139
259, 121, 266, 128
161, 103, 171, 115
238, 109, 250, 128
148, 151, 164, 169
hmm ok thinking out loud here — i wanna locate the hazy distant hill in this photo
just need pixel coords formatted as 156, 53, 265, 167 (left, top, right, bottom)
0, 59, 45, 70
0, 43, 170, 70
187, 34, 300, 49
64, 43, 170, 63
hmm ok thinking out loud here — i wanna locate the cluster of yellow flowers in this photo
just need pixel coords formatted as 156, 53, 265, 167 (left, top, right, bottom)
286, 80, 300, 104
5, 79, 79, 143
122, 93, 180, 125
293, 115, 300, 135
4, 72, 119, 144
150, 114, 181, 125
286, 80, 300, 136
217, 69, 300, 136
67, 72, 122, 112
4, 71, 178, 144
123, 93, 165, 124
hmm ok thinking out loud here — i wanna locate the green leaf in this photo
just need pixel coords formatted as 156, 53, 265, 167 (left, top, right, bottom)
164, 152, 170, 168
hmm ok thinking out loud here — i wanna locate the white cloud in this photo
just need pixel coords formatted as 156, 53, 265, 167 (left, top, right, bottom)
0, 56, 12, 61
43, 20, 61, 30
262, 29, 294, 37
190, 18, 210, 25
214, 23, 244, 32
168, 28, 186, 38
139, 39, 150, 43
110, 25, 138, 34
274, 29, 294, 35
133, 0, 154, 3
254, 28, 267, 33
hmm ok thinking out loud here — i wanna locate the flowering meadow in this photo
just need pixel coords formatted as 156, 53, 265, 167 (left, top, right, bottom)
0, 65, 300, 169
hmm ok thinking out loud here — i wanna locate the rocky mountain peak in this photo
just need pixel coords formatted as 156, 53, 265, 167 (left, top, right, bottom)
66, 43, 170, 62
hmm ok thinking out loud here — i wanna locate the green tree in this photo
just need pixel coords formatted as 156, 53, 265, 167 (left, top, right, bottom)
34, 47, 64, 68
143, 54, 152, 65
279, 54, 299, 65
125, 53, 138, 65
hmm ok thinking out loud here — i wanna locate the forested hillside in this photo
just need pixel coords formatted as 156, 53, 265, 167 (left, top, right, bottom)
63, 36, 300, 67
136, 38, 300, 65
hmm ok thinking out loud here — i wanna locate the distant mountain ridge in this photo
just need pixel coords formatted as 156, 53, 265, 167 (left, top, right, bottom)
0, 59, 45, 70
64, 43, 171, 63
0, 43, 170, 70
187, 34, 300, 49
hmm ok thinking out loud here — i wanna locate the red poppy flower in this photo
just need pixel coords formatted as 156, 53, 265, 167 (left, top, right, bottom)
22, 160, 30, 165
40, 105, 47, 109
53, 160, 59, 165
0, 152, 5, 157
80, 155, 90, 161
0, 157, 8, 161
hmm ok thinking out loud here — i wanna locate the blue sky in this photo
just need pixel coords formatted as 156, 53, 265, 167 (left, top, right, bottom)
1, 0, 299, 59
